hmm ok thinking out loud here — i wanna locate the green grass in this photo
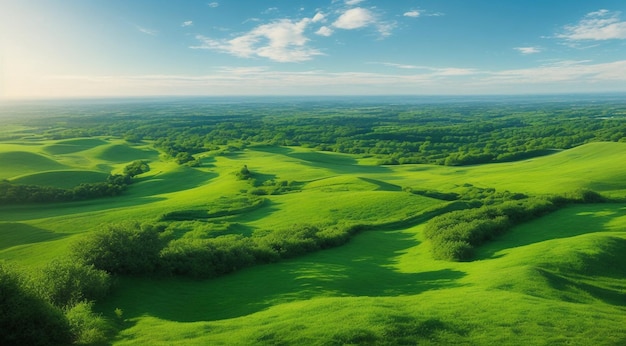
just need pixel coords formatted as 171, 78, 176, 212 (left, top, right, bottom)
43, 138, 108, 155
100, 204, 626, 345
1, 141, 626, 344
11, 170, 109, 188
0, 151, 68, 179
93, 144, 159, 163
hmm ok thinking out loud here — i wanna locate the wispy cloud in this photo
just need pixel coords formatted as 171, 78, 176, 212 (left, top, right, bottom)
378, 62, 477, 76
208, 2, 219, 8
486, 60, 626, 85
312, 12, 326, 23
345, 0, 365, 5
182, 21, 193, 27
21, 59, 626, 98
136, 26, 157, 36
514, 46, 541, 54
192, 17, 323, 62
557, 9, 626, 41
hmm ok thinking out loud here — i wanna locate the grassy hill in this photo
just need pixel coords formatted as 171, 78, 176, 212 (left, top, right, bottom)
1, 140, 625, 344
102, 204, 626, 345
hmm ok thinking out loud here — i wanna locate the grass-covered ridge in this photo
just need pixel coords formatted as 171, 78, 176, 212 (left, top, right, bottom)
1, 98, 626, 345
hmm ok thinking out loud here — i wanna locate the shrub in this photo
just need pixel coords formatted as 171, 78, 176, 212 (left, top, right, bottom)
71, 222, 165, 275
0, 262, 72, 345
34, 259, 111, 308
65, 301, 111, 345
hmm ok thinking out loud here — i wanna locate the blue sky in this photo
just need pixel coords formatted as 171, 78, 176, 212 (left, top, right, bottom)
1, 0, 626, 99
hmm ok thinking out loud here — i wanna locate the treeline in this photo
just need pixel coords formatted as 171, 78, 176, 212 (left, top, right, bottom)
0, 161, 149, 204
28, 100, 626, 167
423, 190, 607, 261
71, 221, 361, 279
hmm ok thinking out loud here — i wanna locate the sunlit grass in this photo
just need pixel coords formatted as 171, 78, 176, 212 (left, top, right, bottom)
2, 141, 626, 344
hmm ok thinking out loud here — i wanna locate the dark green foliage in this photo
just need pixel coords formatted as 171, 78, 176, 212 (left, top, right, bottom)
160, 235, 257, 278
65, 301, 111, 344
236, 164, 252, 180
33, 259, 111, 308
424, 198, 558, 261
0, 262, 73, 346
0, 160, 151, 205
71, 222, 165, 275
175, 151, 195, 165
0, 179, 127, 204
123, 160, 150, 177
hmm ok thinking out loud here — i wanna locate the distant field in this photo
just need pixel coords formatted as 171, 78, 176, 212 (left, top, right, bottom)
1, 137, 625, 344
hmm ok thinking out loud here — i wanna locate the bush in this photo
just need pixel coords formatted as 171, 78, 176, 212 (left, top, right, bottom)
34, 259, 111, 308
65, 301, 111, 345
71, 222, 165, 275
424, 198, 557, 261
0, 262, 72, 345
160, 235, 257, 278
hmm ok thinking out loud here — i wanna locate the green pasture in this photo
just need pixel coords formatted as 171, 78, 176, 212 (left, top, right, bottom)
1, 140, 626, 344
101, 203, 626, 345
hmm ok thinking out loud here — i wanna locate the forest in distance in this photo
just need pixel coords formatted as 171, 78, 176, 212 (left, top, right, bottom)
1, 94, 626, 345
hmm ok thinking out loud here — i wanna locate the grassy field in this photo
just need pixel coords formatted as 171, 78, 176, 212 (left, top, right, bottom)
1, 138, 625, 344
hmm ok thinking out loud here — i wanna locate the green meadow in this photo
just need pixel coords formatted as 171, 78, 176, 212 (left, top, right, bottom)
1, 100, 626, 345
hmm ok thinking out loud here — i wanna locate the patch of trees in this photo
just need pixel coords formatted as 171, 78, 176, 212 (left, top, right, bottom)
235, 165, 301, 195
424, 189, 608, 261
70, 221, 362, 279
0, 160, 149, 204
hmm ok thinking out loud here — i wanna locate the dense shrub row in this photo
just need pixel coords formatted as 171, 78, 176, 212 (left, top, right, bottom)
423, 190, 607, 261
71, 221, 361, 279
0, 161, 149, 204
0, 260, 112, 345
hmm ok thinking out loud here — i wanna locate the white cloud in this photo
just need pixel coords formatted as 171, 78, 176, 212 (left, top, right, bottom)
136, 26, 157, 36
514, 46, 541, 54
403, 10, 420, 18
558, 9, 626, 41
192, 18, 324, 62
345, 0, 365, 5
486, 60, 626, 85
332, 7, 394, 37
316, 26, 334, 37
381, 62, 421, 69
182, 21, 193, 27
208, 2, 219, 8
312, 12, 325, 23
333, 7, 375, 30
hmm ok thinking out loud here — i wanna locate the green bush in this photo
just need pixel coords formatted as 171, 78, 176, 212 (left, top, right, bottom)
71, 222, 165, 275
34, 259, 111, 308
65, 301, 111, 345
0, 262, 72, 345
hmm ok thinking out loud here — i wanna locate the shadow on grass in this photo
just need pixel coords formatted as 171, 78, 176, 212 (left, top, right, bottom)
99, 227, 466, 323
253, 146, 392, 174
0, 167, 215, 222
0, 222, 68, 250
476, 204, 626, 260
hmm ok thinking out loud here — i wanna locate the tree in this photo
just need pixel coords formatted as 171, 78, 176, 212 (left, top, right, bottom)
124, 160, 150, 177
